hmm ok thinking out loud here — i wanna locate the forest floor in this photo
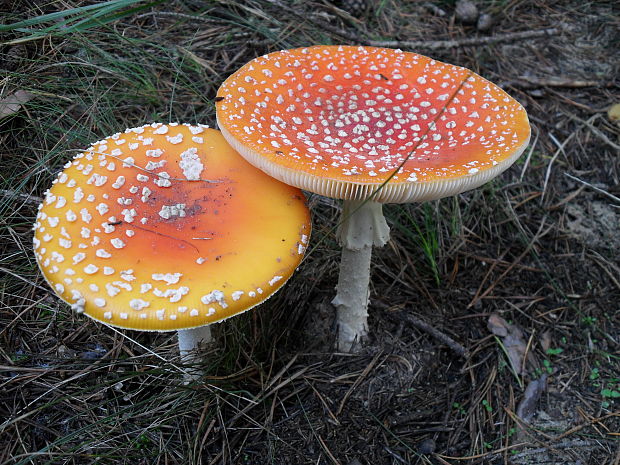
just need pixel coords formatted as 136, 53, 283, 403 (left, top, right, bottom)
0, 1, 619, 464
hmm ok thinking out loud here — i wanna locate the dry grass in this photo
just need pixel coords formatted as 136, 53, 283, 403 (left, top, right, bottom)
1, 0, 619, 464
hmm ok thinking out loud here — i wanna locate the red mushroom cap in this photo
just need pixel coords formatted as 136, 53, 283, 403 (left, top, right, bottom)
216, 45, 530, 202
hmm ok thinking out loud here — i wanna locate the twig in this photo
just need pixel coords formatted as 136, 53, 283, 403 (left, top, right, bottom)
318, 436, 342, 465
564, 113, 620, 151
266, 0, 558, 50
336, 351, 385, 415
541, 131, 575, 204
459, 252, 542, 272
468, 249, 508, 308
437, 442, 530, 461
124, 222, 201, 254
423, 2, 447, 17
588, 251, 620, 291
401, 313, 469, 358
552, 411, 620, 442
384, 447, 409, 464
520, 127, 539, 181
0, 267, 50, 292
367, 29, 560, 51
321, 2, 365, 27
0, 189, 42, 205
469, 218, 551, 307
547, 185, 585, 210
509, 439, 600, 459
135, 11, 219, 24
308, 383, 340, 425
264, 0, 362, 41
225, 363, 312, 428
564, 173, 620, 204
503, 77, 610, 89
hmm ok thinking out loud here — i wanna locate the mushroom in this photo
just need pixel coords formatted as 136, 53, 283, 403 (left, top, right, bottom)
215, 46, 530, 351
33, 123, 311, 363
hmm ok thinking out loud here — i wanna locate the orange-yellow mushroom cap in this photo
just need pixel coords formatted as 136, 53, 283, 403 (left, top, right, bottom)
216, 45, 530, 203
33, 123, 311, 331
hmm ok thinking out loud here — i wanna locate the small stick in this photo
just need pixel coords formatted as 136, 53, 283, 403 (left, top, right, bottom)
266, 0, 558, 50
136, 11, 219, 23
503, 77, 609, 89
588, 251, 620, 291
509, 440, 601, 460
384, 447, 409, 464
519, 128, 539, 181
317, 435, 342, 465
552, 411, 620, 442
547, 185, 585, 210
0, 189, 42, 205
423, 2, 447, 16
470, 218, 551, 307
401, 313, 469, 358
564, 173, 620, 204
336, 351, 385, 415
0, 266, 50, 292
366, 28, 560, 51
541, 132, 575, 204
437, 442, 530, 461
563, 113, 620, 151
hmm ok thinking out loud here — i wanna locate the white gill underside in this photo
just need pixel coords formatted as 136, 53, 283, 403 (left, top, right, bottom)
218, 121, 530, 203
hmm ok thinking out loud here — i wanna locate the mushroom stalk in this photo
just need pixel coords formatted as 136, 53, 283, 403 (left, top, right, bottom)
177, 326, 212, 360
333, 199, 390, 351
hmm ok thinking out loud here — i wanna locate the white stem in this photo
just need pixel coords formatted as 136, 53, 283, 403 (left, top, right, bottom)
177, 325, 212, 366
336, 199, 390, 249
332, 200, 390, 351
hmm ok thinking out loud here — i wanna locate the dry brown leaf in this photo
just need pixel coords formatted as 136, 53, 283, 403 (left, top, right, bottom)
488, 313, 509, 337
516, 374, 548, 422
608, 103, 620, 126
488, 313, 527, 375
0, 90, 34, 119
540, 331, 552, 353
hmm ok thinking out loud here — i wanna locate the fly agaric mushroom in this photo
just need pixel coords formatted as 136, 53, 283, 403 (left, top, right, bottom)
216, 45, 530, 351
33, 123, 311, 361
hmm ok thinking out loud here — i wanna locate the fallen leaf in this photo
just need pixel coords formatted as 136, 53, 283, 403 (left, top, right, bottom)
0, 90, 34, 119
488, 313, 528, 375
540, 331, 552, 353
487, 313, 509, 337
516, 374, 547, 422
608, 103, 620, 125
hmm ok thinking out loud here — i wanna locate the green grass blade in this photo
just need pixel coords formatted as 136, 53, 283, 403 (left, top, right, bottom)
0, 0, 145, 32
